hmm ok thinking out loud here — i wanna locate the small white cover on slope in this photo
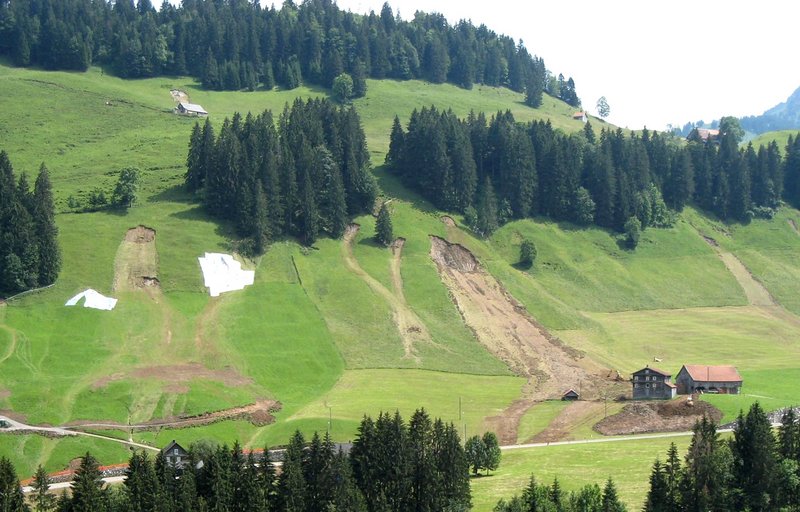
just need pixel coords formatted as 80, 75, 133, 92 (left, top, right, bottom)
198, 253, 255, 297
65, 289, 118, 310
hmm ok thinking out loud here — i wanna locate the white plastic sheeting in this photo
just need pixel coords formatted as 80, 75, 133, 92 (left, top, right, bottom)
198, 253, 255, 297
65, 289, 118, 310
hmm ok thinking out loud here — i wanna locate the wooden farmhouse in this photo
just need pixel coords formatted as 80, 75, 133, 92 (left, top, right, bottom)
561, 389, 579, 401
176, 102, 208, 117
632, 366, 677, 400
572, 111, 587, 122
675, 365, 742, 395
162, 440, 189, 468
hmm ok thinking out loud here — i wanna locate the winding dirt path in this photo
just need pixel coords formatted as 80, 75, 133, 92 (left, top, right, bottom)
342, 224, 431, 363
699, 231, 775, 306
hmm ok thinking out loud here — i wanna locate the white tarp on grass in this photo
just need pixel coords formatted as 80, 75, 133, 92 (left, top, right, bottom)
65, 289, 118, 310
198, 253, 255, 297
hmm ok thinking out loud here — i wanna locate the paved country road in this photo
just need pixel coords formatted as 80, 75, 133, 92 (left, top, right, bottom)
0, 414, 158, 452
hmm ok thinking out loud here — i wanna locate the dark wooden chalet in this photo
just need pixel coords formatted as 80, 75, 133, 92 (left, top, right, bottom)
161, 440, 189, 468
632, 366, 677, 400
675, 365, 742, 394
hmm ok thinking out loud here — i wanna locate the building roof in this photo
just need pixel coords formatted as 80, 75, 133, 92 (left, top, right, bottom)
179, 102, 208, 115
681, 365, 742, 383
665, 381, 677, 388
572, 111, 586, 119
563, 389, 579, 396
633, 365, 671, 377
161, 439, 187, 454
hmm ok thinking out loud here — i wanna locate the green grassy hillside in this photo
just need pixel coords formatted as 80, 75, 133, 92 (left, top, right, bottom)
748, 129, 800, 153
2, 63, 800, 510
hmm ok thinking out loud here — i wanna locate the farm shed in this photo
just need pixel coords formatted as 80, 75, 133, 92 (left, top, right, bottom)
632, 366, 677, 400
562, 389, 579, 401
177, 102, 208, 116
675, 365, 742, 395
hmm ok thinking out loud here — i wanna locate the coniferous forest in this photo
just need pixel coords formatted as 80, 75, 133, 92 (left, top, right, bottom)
387, 108, 800, 236
0, 0, 577, 106
0, 151, 60, 297
185, 98, 376, 250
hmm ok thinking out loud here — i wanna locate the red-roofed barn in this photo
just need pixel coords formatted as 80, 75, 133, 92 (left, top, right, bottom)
675, 365, 742, 395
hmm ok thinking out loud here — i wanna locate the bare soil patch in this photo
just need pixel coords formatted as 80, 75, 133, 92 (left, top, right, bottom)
594, 399, 722, 435
440, 215, 456, 227
430, 235, 618, 442
701, 234, 719, 247
789, 218, 799, 234
92, 363, 253, 390
170, 89, 189, 103
114, 226, 160, 292
66, 399, 281, 430
0, 389, 10, 400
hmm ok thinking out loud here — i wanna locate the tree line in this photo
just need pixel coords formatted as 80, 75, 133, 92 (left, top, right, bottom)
0, 151, 60, 298
185, 97, 376, 251
0, 409, 474, 512
0, 0, 578, 106
387, 107, 797, 238
642, 402, 800, 512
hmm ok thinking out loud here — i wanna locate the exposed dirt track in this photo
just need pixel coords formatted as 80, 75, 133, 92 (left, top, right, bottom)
114, 226, 160, 292
92, 362, 253, 391
429, 234, 614, 444
343, 224, 432, 363
64, 399, 281, 430
789, 218, 799, 234
699, 232, 775, 306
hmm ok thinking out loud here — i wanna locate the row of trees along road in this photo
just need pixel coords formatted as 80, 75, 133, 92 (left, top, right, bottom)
0, 0, 578, 106
185, 98, 377, 252
387, 109, 797, 239
0, 151, 60, 297
0, 408, 476, 512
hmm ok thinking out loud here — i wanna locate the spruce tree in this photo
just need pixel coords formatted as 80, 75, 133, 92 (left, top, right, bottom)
31, 464, 56, 512
278, 431, 307, 512
732, 402, 779, 511
374, 202, 393, 246
779, 408, 800, 462
475, 177, 498, 238
644, 460, 669, 512
33, 164, 60, 286
71, 452, 107, 512
601, 478, 626, 512
0, 457, 27, 512
124, 451, 159, 512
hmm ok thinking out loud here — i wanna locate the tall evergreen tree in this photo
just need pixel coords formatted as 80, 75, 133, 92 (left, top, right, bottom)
33, 164, 60, 286
731, 402, 779, 511
31, 465, 55, 512
374, 202, 393, 246
71, 452, 108, 512
0, 456, 27, 512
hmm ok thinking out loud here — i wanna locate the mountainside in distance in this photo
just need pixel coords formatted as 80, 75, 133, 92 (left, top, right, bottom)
741, 85, 800, 134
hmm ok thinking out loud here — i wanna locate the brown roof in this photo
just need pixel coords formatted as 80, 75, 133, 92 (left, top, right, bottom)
682, 365, 742, 383
633, 366, 671, 377
665, 382, 676, 388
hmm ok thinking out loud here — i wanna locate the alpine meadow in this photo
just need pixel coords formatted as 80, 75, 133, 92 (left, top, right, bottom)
2, 1, 800, 511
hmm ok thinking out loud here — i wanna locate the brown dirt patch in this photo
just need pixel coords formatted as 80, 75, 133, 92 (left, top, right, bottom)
430, 235, 617, 443
789, 218, 799, 234
0, 390, 10, 400
594, 399, 722, 435
114, 226, 160, 292
66, 399, 280, 429
485, 395, 537, 445
170, 89, 189, 103
92, 363, 253, 390
440, 215, 456, 227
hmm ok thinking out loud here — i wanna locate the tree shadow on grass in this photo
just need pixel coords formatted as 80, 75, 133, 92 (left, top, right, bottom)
149, 183, 194, 204
373, 165, 439, 215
